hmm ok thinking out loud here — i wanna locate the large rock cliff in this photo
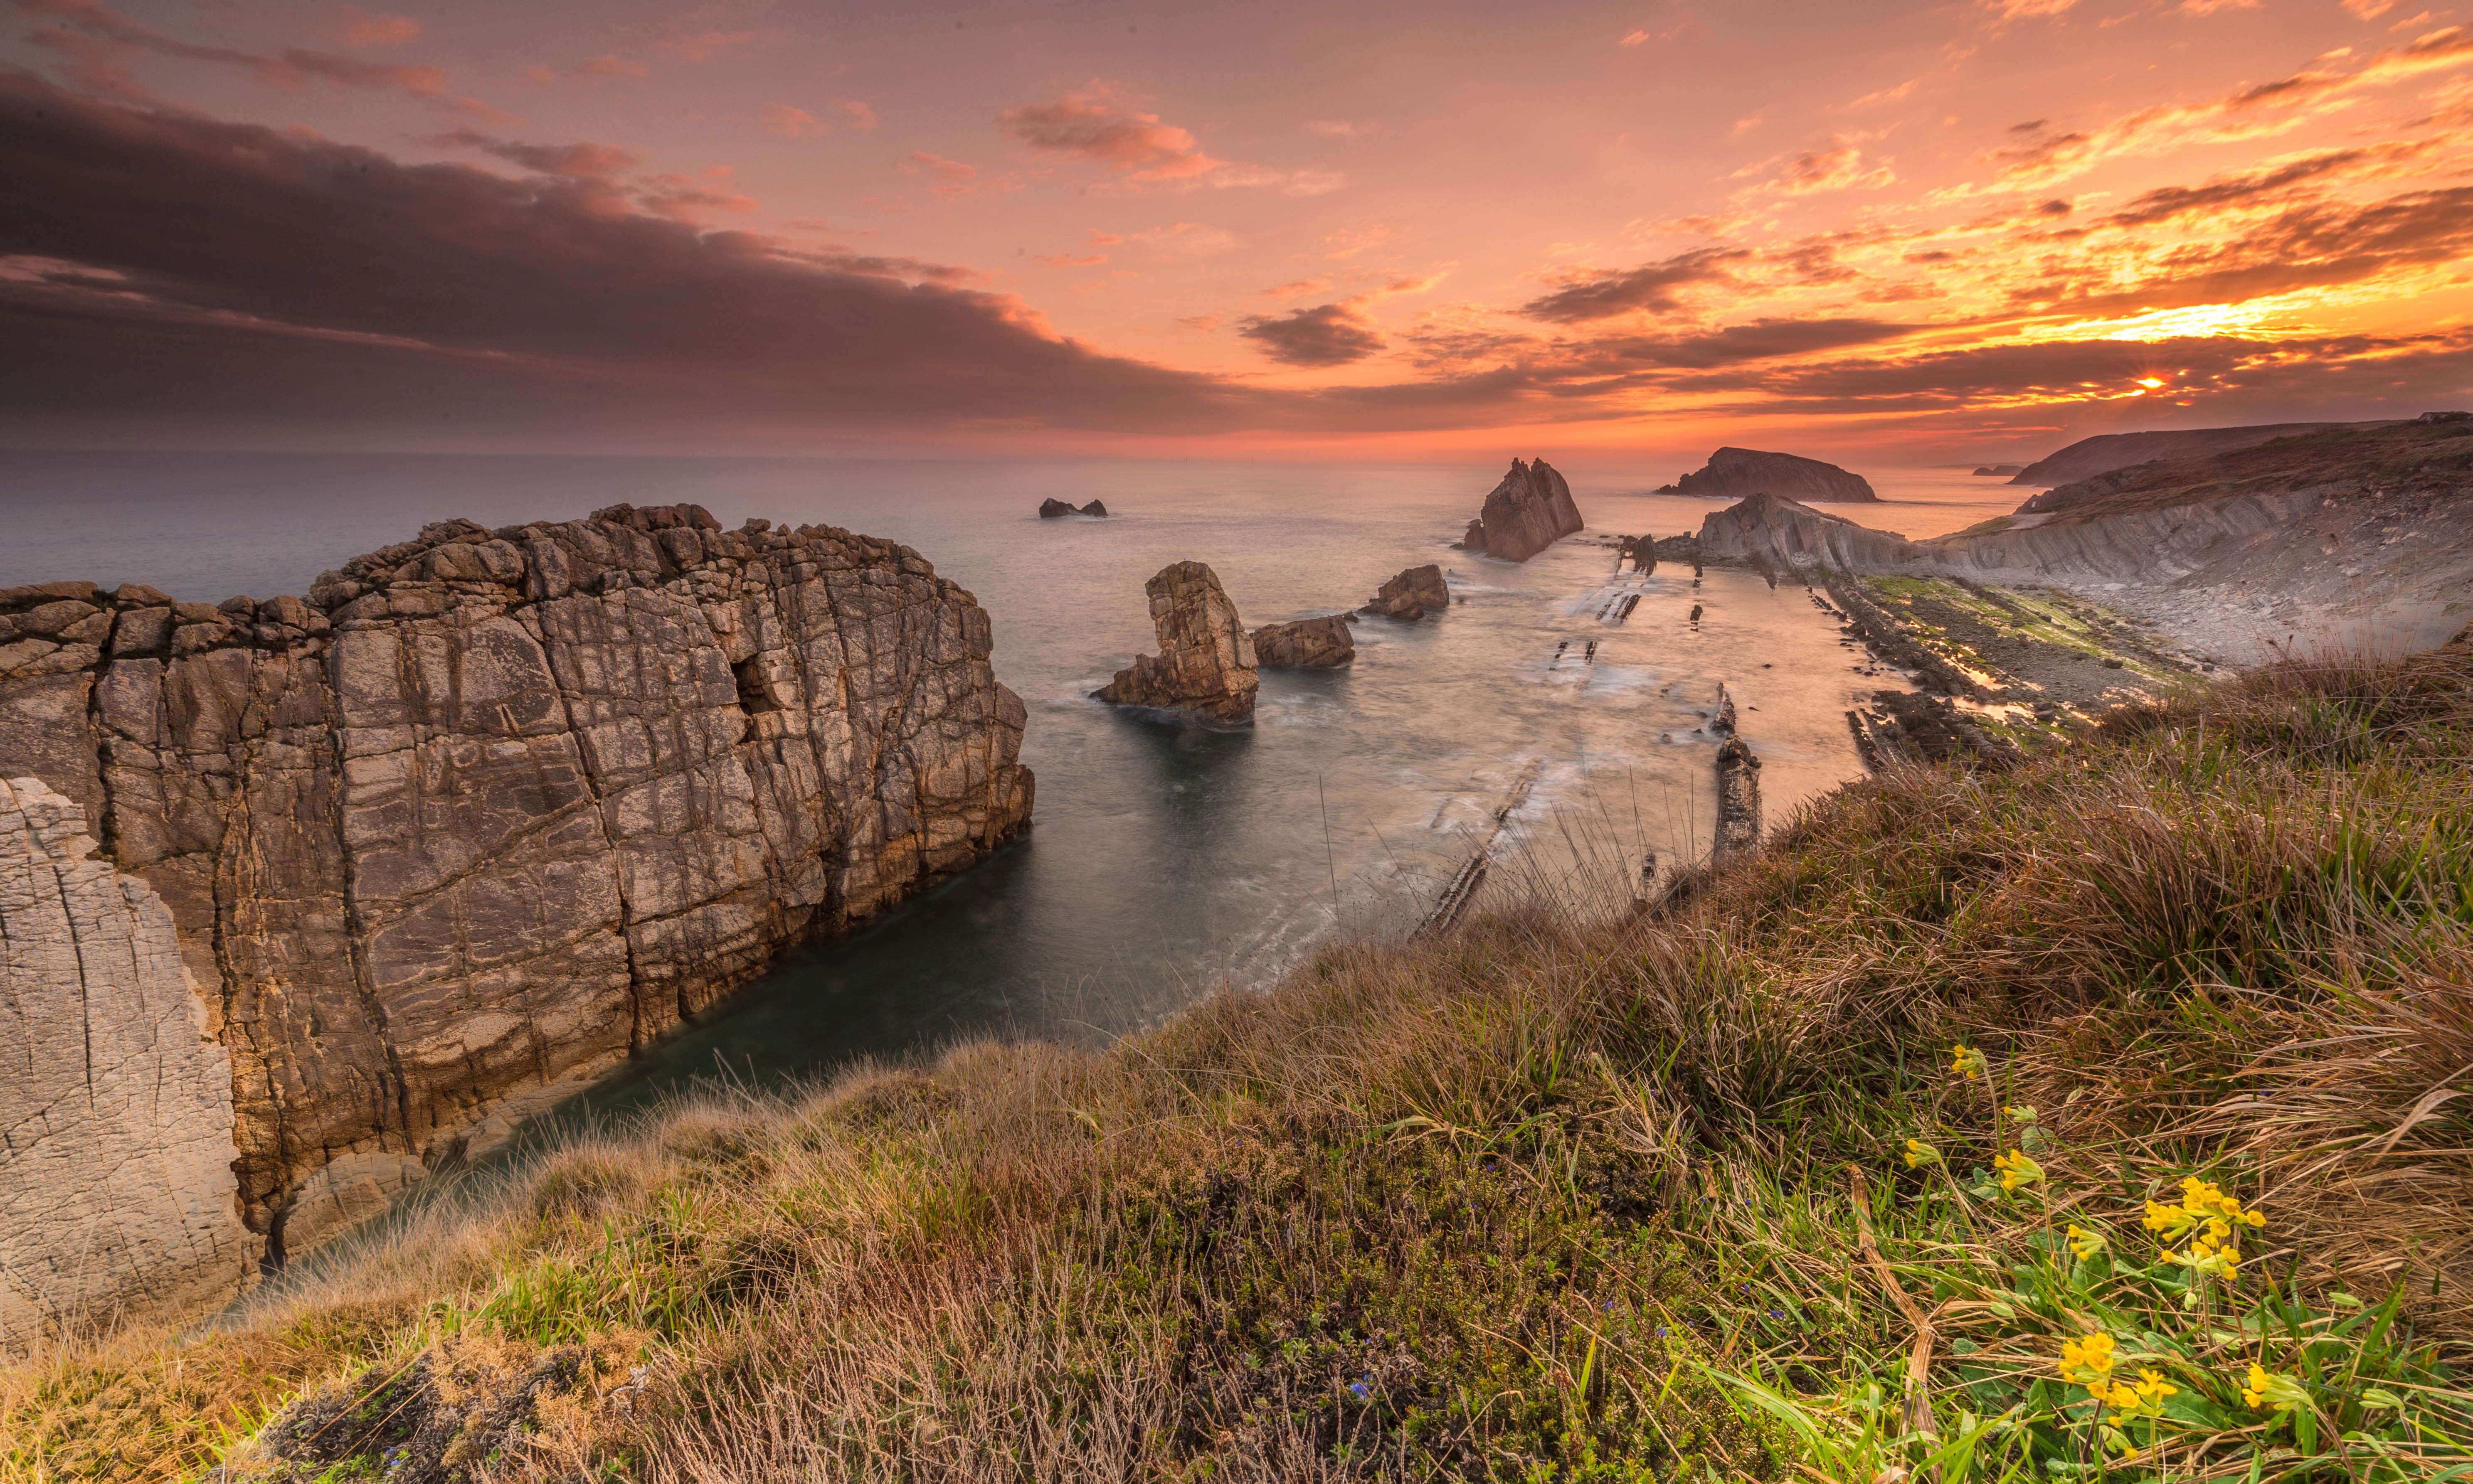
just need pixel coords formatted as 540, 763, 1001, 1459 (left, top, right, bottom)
0, 503, 1033, 1349
1095, 562, 1260, 723
1669, 447, 1876, 503
1461, 460, 1583, 562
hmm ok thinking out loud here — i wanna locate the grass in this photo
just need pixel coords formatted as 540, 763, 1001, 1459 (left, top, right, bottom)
6, 641, 2473, 1482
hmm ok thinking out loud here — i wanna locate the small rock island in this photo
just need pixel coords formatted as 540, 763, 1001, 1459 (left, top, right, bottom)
1094, 561, 1260, 721
1038, 498, 1111, 518
1662, 447, 1879, 503
1250, 614, 1355, 667
1362, 564, 1451, 620
1460, 458, 1584, 561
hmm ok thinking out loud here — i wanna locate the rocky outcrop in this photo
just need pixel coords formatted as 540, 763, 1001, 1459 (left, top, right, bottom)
1460, 459, 1583, 562
1699, 493, 1923, 575
1362, 564, 1451, 620
1714, 737, 1761, 857
1972, 464, 2026, 477
1037, 499, 1110, 518
0, 504, 1033, 1341
1094, 562, 1259, 722
1668, 448, 1877, 503
2008, 420, 2396, 488
1249, 615, 1355, 668
2, 778, 257, 1354
1080, 500, 1110, 518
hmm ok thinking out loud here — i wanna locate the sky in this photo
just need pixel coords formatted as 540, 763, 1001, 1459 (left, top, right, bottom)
4, 0, 2472, 464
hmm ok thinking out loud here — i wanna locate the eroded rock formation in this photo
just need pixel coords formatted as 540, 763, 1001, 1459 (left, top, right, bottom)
1249, 615, 1355, 668
1460, 459, 1583, 562
1, 777, 256, 1353
1094, 562, 1260, 722
1714, 737, 1762, 857
1037, 499, 1110, 518
0, 503, 1033, 1345
1668, 447, 1877, 503
1362, 564, 1451, 620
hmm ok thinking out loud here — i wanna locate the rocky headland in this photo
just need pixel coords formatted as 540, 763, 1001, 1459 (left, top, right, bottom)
1249, 614, 1356, 668
1361, 564, 1451, 620
1459, 459, 1583, 561
2006, 418, 2400, 487
0, 504, 1034, 1351
1664, 447, 1877, 503
1093, 561, 1260, 723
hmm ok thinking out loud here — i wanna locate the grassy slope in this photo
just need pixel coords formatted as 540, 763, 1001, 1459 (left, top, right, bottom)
2036, 421, 2473, 526
8, 645, 2473, 1482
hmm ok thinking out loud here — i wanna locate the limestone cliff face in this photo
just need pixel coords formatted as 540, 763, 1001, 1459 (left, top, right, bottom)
1462, 460, 1583, 562
1, 778, 256, 1353
1095, 562, 1260, 722
0, 503, 1032, 1342
1671, 448, 1877, 503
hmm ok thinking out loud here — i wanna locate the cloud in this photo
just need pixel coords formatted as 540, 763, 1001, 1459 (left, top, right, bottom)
654, 29, 758, 63
1619, 28, 1652, 46
1733, 138, 1899, 196
1578, 317, 1922, 369
1324, 224, 1393, 258
0, 70, 1285, 440
840, 99, 879, 131
1036, 252, 1109, 267
1980, 0, 2079, 19
434, 131, 637, 180
898, 150, 989, 199
1517, 246, 1751, 323
16, 0, 499, 117
1304, 119, 1363, 137
1239, 302, 1385, 367
323, 8, 422, 48
1176, 314, 1222, 331
2345, 0, 2397, 15
573, 54, 651, 80
764, 103, 825, 138
1000, 90, 1221, 181
1260, 278, 1330, 297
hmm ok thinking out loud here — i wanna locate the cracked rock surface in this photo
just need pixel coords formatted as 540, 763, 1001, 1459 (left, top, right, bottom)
1094, 562, 1260, 724
0, 504, 1032, 1343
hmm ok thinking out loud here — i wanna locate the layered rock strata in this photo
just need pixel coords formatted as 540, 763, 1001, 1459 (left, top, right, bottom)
0, 503, 1033, 1346
1667, 448, 1877, 503
1249, 615, 1355, 668
1362, 564, 1451, 620
1, 778, 256, 1352
1094, 562, 1260, 723
1460, 459, 1583, 562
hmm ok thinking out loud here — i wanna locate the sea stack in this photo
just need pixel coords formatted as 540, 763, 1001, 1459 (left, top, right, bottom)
0, 504, 1034, 1348
1250, 615, 1355, 667
1667, 448, 1878, 503
1362, 564, 1451, 620
1460, 458, 1584, 561
1039, 498, 1111, 518
1095, 561, 1260, 722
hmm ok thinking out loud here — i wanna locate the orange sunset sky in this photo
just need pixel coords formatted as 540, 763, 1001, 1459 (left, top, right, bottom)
4, 0, 2471, 464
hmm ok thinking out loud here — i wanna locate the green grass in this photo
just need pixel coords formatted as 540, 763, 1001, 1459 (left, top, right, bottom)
7, 642, 2473, 1482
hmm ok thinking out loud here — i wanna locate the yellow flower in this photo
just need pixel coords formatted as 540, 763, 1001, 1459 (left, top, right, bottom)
2058, 1331, 2116, 1387
2066, 1223, 2107, 1261
1951, 1045, 1989, 1080
2239, 1363, 2309, 1413
2005, 1103, 2037, 1125
2135, 1370, 2179, 1405
1903, 1138, 1942, 1169
1993, 1149, 2044, 1192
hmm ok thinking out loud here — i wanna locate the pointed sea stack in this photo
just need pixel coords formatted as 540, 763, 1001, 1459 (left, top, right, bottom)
1460, 458, 1583, 561
1095, 561, 1260, 722
1669, 448, 1877, 503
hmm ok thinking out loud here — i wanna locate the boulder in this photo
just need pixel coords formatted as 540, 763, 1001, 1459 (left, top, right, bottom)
1079, 500, 1110, 517
1362, 564, 1451, 620
0, 502, 1035, 1344
1250, 615, 1356, 667
1672, 447, 1877, 503
1038, 498, 1076, 518
1460, 458, 1583, 561
1095, 562, 1260, 722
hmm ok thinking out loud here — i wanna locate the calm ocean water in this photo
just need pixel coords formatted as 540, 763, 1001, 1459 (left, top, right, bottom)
0, 453, 2028, 1115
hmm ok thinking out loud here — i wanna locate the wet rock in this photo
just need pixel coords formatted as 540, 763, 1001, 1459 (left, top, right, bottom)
1672, 447, 1878, 503
1361, 564, 1450, 620
0, 503, 1034, 1339
1095, 561, 1260, 722
1714, 736, 1762, 857
1250, 614, 1355, 668
1461, 458, 1583, 561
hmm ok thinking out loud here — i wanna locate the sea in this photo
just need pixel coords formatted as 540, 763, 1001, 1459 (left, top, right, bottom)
0, 453, 2030, 1121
